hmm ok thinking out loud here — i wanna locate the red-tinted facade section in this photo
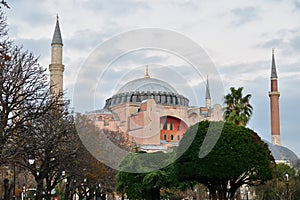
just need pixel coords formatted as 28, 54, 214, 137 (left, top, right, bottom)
160, 116, 188, 142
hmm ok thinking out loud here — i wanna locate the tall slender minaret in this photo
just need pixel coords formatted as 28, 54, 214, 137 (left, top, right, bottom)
269, 48, 281, 146
49, 15, 64, 98
205, 75, 211, 108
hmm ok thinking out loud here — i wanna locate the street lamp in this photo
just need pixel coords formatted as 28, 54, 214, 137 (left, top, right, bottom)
227, 181, 231, 199
245, 185, 249, 200
13, 163, 16, 200
28, 158, 35, 165
207, 190, 210, 200
26, 157, 35, 200
285, 171, 289, 200
62, 170, 67, 182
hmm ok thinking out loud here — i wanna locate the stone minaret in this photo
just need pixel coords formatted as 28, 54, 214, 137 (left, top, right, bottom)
49, 15, 64, 98
269, 48, 281, 146
205, 75, 211, 108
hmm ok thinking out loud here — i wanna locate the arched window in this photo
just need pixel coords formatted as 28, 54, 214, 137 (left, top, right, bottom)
163, 134, 167, 140
162, 122, 167, 130
170, 123, 174, 130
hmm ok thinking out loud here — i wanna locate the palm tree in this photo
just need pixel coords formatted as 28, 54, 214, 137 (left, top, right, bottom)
223, 87, 253, 126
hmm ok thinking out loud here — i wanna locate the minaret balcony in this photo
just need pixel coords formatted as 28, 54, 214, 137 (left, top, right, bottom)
268, 91, 280, 97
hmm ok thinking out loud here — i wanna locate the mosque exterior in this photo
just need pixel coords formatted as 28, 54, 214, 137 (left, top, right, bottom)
49, 18, 299, 162
48, 17, 223, 152
86, 67, 223, 151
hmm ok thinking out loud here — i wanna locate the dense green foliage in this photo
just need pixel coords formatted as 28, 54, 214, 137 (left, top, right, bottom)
116, 151, 175, 200
223, 87, 253, 126
175, 121, 275, 199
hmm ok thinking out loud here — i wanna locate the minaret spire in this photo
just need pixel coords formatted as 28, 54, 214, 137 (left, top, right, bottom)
144, 65, 150, 78
269, 48, 280, 145
271, 48, 277, 78
51, 15, 63, 46
205, 75, 211, 108
49, 15, 65, 99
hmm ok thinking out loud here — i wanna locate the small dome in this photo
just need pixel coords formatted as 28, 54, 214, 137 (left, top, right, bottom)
264, 140, 299, 167
116, 78, 178, 94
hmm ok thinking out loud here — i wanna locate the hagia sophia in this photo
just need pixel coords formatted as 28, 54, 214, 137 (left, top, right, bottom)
49, 18, 299, 166
86, 68, 223, 151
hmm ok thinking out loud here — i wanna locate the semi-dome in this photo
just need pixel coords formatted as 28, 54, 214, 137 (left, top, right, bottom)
104, 68, 189, 108
264, 140, 299, 168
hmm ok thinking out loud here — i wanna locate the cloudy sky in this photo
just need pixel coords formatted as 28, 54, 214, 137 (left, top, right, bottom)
5, 0, 300, 156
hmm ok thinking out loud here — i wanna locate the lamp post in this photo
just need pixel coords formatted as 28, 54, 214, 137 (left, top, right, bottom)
227, 181, 231, 200
245, 185, 249, 200
27, 157, 35, 200
13, 163, 16, 200
206, 190, 210, 200
285, 171, 289, 200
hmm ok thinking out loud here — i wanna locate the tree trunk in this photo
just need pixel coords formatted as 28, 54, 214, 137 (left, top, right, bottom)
35, 177, 44, 200
229, 186, 238, 200
64, 180, 71, 200
211, 191, 217, 200
3, 178, 10, 200
152, 188, 160, 200
45, 190, 52, 200
45, 178, 52, 200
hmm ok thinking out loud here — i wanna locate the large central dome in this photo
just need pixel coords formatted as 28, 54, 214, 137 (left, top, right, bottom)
116, 77, 178, 94
104, 68, 189, 108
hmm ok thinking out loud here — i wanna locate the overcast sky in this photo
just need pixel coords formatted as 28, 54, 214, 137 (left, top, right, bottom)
5, 0, 300, 157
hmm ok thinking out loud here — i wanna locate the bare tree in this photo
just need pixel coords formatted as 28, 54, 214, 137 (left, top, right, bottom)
0, 9, 57, 165
62, 114, 135, 200
13, 103, 79, 200
0, 1, 9, 8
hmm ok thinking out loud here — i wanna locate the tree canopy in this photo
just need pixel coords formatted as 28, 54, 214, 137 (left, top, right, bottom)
223, 87, 253, 126
116, 151, 175, 200
175, 121, 275, 200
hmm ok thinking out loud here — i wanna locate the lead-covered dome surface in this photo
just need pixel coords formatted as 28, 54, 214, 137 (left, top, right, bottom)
104, 77, 189, 108
264, 140, 299, 167
116, 78, 178, 94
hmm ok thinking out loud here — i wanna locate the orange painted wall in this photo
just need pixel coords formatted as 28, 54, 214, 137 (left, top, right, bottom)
160, 116, 188, 142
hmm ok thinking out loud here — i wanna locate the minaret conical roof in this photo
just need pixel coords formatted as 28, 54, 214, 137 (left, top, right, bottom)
205, 75, 211, 100
51, 15, 63, 45
271, 48, 277, 78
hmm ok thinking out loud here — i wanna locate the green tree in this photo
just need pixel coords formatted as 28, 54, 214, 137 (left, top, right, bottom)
116, 151, 174, 200
175, 121, 274, 200
223, 87, 253, 126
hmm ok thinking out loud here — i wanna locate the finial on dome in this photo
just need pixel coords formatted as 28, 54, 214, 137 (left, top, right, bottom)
144, 65, 150, 78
